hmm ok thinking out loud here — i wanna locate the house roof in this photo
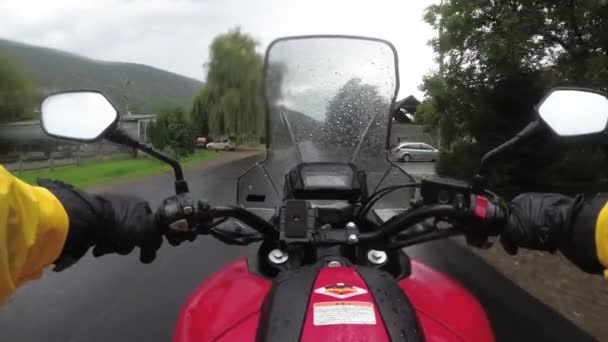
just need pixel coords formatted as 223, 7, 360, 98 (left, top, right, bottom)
394, 95, 421, 112
120, 114, 156, 121
0, 122, 50, 143
0, 114, 156, 144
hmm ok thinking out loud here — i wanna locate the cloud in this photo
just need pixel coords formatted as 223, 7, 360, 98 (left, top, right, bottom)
0, 0, 438, 99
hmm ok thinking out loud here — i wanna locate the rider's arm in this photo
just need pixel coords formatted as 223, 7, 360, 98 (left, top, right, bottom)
0, 166, 69, 303
1, 166, 167, 304
501, 193, 608, 276
565, 195, 608, 276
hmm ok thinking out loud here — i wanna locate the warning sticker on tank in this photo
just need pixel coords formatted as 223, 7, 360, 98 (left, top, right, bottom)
313, 301, 376, 326
314, 283, 367, 299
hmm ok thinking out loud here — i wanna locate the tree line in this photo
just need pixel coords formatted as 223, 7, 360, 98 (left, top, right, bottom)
417, 0, 608, 197
0, 28, 265, 158
149, 28, 266, 156
0, 54, 35, 124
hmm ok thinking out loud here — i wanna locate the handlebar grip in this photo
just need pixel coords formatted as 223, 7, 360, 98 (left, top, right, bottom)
471, 195, 507, 235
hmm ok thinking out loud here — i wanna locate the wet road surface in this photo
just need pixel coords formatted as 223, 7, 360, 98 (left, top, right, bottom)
396, 161, 436, 176
0, 155, 593, 341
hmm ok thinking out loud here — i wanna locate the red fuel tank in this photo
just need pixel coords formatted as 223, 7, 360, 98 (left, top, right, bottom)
399, 260, 494, 342
174, 258, 494, 342
300, 266, 391, 342
173, 260, 271, 342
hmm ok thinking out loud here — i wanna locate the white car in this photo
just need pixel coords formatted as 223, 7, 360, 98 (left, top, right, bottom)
206, 139, 236, 150
392, 142, 439, 162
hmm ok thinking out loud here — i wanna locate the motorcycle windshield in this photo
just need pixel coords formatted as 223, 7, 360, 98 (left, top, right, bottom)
237, 36, 413, 217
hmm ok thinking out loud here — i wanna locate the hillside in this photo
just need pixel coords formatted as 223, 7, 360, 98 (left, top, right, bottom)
0, 39, 203, 114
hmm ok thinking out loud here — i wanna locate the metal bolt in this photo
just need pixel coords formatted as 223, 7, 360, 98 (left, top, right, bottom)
367, 249, 388, 265
346, 222, 357, 230
268, 249, 288, 264
327, 261, 342, 267
347, 234, 358, 244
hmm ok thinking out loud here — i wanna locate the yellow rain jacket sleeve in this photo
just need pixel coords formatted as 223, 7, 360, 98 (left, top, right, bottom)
595, 202, 608, 277
0, 166, 69, 303
560, 195, 608, 276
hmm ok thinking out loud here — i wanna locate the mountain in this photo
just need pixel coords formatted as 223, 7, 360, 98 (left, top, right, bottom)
0, 39, 203, 114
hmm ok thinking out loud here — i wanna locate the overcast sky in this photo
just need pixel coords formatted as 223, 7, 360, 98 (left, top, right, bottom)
0, 0, 438, 99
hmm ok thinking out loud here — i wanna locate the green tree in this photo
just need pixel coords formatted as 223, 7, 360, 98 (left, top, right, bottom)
151, 106, 194, 157
150, 112, 169, 150
420, 0, 608, 196
191, 28, 265, 143
325, 78, 387, 149
0, 54, 35, 123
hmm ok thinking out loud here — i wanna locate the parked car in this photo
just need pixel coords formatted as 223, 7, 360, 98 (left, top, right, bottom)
194, 137, 209, 149
392, 142, 439, 162
206, 138, 236, 151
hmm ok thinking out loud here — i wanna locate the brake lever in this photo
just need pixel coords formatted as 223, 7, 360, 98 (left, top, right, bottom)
392, 220, 436, 241
209, 221, 264, 245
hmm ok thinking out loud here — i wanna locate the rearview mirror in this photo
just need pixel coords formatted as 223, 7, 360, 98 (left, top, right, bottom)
41, 91, 118, 141
537, 88, 608, 137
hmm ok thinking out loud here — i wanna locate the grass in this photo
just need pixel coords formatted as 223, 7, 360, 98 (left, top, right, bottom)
17, 150, 222, 188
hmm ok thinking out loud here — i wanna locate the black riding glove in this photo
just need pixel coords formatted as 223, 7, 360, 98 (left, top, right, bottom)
38, 179, 163, 271
501, 193, 582, 255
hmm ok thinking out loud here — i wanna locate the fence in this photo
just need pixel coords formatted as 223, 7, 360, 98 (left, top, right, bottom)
0, 115, 154, 172
1, 141, 136, 173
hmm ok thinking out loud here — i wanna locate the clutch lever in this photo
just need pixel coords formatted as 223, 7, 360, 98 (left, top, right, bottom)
392, 219, 436, 241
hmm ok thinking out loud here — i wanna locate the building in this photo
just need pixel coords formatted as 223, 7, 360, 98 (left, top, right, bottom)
390, 95, 437, 147
393, 95, 421, 124
0, 114, 156, 164
0, 114, 155, 146
116, 114, 156, 143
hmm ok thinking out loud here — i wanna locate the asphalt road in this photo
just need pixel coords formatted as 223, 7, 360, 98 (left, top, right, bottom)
395, 160, 437, 176
0, 155, 593, 341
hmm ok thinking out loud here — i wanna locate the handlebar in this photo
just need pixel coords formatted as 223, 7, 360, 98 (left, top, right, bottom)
359, 195, 507, 246
359, 204, 464, 242
158, 183, 507, 249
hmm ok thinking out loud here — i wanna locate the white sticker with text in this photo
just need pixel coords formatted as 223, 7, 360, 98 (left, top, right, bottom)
313, 301, 376, 326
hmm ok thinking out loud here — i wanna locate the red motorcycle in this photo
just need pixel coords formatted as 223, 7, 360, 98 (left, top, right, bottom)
40, 35, 608, 342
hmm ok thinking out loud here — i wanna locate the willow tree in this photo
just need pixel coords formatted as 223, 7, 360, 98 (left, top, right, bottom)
191, 28, 265, 143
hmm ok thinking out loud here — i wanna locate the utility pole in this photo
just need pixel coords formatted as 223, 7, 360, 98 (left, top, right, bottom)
437, 0, 446, 150
123, 80, 132, 117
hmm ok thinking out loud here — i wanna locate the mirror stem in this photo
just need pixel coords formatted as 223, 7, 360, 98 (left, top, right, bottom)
479, 120, 542, 174
473, 120, 542, 192
106, 129, 189, 194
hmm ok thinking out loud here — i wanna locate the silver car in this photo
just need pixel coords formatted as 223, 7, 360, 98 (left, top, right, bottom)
206, 138, 236, 150
392, 142, 439, 162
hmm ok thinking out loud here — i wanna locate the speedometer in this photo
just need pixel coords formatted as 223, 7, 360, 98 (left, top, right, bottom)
284, 162, 367, 202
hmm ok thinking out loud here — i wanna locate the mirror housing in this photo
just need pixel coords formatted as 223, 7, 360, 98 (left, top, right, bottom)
474, 87, 608, 191
38, 90, 190, 194
41, 91, 118, 142
537, 87, 608, 137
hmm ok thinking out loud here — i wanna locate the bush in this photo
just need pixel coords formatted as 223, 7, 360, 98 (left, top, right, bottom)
151, 117, 168, 150
167, 108, 195, 157
151, 106, 194, 157
436, 142, 484, 182
437, 139, 608, 200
